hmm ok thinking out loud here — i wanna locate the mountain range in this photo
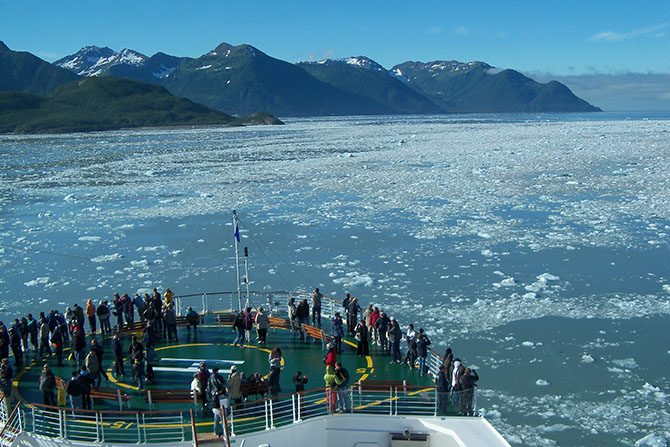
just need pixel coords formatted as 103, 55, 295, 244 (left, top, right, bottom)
1, 40, 601, 121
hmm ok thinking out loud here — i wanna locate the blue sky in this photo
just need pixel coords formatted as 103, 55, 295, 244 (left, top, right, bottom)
2, 0, 669, 110
3, 0, 668, 73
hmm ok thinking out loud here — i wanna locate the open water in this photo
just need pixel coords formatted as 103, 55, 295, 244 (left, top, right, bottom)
1, 113, 670, 446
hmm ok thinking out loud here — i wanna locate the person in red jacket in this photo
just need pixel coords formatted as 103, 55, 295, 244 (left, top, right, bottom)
324, 343, 337, 368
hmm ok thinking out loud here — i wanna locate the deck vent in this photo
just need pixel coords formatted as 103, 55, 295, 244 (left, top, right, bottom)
389, 432, 429, 447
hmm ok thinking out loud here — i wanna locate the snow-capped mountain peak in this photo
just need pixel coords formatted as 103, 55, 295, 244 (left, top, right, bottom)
54, 46, 147, 77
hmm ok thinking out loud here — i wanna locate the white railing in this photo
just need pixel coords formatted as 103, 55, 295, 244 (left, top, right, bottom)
0, 400, 23, 447
174, 291, 342, 319
229, 385, 477, 436
0, 395, 7, 425
8, 387, 477, 445
23, 404, 189, 444
427, 350, 444, 377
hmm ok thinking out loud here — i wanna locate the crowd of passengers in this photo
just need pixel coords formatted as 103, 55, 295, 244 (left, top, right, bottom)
0, 286, 479, 433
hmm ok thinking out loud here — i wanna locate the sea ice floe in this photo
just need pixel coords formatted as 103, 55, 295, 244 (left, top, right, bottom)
91, 253, 124, 263
636, 434, 667, 447
78, 236, 102, 242
136, 245, 166, 252
581, 354, 595, 363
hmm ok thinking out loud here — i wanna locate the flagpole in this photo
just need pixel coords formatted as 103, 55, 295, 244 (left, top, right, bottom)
243, 247, 251, 309
233, 210, 242, 311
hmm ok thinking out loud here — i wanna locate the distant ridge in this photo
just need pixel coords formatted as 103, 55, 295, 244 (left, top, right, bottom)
392, 60, 601, 113
160, 42, 389, 116
8, 40, 602, 116
0, 41, 79, 95
297, 56, 445, 114
0, 77, 282, 134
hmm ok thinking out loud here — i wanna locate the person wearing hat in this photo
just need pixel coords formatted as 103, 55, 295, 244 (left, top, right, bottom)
227, 365, 242, 407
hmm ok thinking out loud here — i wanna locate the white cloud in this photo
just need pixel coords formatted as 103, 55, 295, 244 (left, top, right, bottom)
589, 23, 667, 42
453, 26, 468, 36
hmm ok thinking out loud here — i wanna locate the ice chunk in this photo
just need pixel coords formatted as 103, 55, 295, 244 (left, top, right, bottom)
581, 354, 595, 363
78, 236, 102, 242
635, 434, 667, 447
91, 253, 124, 263
535, 379, 550, 386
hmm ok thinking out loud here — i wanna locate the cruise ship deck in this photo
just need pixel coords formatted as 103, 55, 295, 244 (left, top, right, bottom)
1, 292, 510, 447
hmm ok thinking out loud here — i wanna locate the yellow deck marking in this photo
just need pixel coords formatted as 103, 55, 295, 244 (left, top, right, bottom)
155, 343, 214, 351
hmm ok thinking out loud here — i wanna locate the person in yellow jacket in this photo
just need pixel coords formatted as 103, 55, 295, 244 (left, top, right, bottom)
164, 288, 175, 308
323, 365, 343, 413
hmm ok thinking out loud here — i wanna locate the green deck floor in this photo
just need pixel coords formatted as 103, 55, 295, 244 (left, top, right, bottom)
14, 313, 436, 414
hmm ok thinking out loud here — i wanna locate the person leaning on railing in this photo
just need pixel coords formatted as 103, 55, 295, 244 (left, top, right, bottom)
435, 364, 450, 415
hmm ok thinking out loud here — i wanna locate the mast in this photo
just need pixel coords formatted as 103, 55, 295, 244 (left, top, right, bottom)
233, 210, 242, 311
243, 247, 251, 309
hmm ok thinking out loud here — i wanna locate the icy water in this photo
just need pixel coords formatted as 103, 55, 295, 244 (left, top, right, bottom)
2, 113, 670, 446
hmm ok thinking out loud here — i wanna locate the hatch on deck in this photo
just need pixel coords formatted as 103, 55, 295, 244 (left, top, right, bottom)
390, 431, 429, 447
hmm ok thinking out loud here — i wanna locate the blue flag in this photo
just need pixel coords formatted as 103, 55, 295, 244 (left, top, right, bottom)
234, 222, 240, 243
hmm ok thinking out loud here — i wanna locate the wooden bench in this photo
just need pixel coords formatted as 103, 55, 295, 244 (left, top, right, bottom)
90, 386, 131, 410
239, 381, 268, 400
268, 317, 291, 330
215, 314, 236, 325
354, 380, 410, 392
144, 389, 202, 410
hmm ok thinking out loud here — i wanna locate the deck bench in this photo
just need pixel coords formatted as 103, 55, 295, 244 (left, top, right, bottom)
144, 389, 202, 411
90, 386, 131, 410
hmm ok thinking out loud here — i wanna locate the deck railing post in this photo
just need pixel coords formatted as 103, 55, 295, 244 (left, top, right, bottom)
298, 393, 303, 421
473, 388, 477, 416
434, 388, 438, 416
147, 390, 153, 410
202, 293, 207, 315
264, 399, 269, 430
31, 406, 35, 434
58, 409, 63, 439
94, 412, 99, 443
269, 398, 275, 429
181, 411, 186, 442
221, 402, 231, 447
189, 409, 198, 447
62, 409, 67, 439
350, 388, 354, 414
142, 413, 147, 442
100, 411, 106, 442
321, 330, 325, 351
17, 404, 23, 431
291, 394, 296, 423
230, 403, 236, 437
136, 412, 141, 442
395, 387, 399, 415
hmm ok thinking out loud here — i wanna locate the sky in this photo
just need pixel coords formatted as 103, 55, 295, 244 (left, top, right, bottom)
2, 0, 670, 110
